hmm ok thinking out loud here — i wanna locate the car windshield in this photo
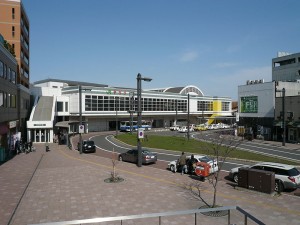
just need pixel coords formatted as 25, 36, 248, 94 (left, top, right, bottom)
198, 156, 212, 163
142, 150, 151, 154
288, 168, 300, 176
85, 141, 94, 145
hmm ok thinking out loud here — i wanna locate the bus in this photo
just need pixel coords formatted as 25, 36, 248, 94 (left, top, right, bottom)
120, 121, 138, 132
120, 120, 152, 132
141, 120, 152, 131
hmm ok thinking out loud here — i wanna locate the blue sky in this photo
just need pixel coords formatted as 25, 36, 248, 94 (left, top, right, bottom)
22, 0, 300, 100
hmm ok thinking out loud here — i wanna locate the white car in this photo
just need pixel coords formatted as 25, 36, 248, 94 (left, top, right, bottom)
178, 126, 194, 133
170, 125, 180, 131
208, 124, 219, 130
168, 154, 219, 174
229, 162, 300, 192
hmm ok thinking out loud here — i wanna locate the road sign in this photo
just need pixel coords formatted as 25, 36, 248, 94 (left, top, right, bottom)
79, 125, 85, 134
138, 128, 144, 139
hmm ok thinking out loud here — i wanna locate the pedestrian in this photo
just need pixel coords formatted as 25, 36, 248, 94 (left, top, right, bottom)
45, 142, 50, 152
175, 152, 187, 175
187, 154, 197, 174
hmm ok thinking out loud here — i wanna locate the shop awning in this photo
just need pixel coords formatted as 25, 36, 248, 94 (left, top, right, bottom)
55, 121, 79, 128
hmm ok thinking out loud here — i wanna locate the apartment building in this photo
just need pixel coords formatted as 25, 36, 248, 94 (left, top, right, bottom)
0, 34, 30, 161
0, 0, 30, 88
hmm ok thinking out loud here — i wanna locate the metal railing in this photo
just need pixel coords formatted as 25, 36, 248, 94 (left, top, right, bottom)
29, 206, 265, 225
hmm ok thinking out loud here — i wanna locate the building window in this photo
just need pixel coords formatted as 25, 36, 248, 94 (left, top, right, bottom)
7, 67, 11, 81
0, 91, 3, 107
10, 94, 16, 108
56, 102, 63, 112
11, 70, 16, 84
197, 101, 213, 111
12, 26, 15, 37
222, 102, 230, 111
12, 8, 15, 19
0, 61, 3, 77
65, 102, 68, 112
4, 64, 7, 79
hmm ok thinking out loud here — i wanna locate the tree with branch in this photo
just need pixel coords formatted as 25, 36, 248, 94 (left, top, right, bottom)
186, 133, 242, 208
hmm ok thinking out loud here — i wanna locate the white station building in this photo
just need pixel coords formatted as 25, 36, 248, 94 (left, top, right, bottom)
27, 79, 233, 143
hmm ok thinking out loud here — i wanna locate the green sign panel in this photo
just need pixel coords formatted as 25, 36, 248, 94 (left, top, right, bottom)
241, 96, 258, 113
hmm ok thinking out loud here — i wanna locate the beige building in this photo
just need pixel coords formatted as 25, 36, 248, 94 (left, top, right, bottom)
0, 0, 30, 88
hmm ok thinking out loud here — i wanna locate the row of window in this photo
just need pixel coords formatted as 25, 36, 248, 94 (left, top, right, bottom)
0, 91, 16, 108
0, 60, 16, 84
84, 95, 231, 112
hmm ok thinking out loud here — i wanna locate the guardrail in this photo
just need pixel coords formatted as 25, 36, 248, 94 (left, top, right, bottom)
29, 206, 265, 225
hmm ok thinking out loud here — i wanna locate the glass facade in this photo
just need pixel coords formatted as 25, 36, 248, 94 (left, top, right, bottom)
85, 94, 231, 113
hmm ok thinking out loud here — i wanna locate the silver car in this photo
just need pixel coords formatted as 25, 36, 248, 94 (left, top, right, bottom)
118, 149, 157, 164
229, 162, 300, 192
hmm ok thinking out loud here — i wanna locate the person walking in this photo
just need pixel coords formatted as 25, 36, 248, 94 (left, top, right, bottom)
176, 152, 187, 175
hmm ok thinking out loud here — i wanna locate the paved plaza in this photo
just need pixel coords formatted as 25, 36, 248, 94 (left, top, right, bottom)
0, 141, 300, 225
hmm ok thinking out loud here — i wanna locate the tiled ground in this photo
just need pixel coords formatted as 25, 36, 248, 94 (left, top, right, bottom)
0, 140, 299, 225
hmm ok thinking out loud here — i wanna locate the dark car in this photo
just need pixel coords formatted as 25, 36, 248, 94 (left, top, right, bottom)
77, 140, 96, 153
118, 149, 157, 164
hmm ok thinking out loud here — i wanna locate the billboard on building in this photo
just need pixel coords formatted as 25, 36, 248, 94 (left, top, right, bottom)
240, 96, 258, 113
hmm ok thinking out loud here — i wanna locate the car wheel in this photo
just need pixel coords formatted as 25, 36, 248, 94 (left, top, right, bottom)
118, 155, 123, 161
233, 173, 239, 183
275, 180, 283, 192
170, 164, 175, 172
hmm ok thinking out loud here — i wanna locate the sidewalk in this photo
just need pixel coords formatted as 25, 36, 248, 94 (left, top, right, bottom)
0, 143, 299, 225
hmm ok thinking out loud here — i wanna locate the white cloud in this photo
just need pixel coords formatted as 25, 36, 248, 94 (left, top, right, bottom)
179, 50, 198, 62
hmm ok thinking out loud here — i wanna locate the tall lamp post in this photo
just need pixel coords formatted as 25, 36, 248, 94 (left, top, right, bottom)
115, 97, 119, 137
79, 85, 83, 154
187, 93, 190, 140
137, 73, 152, 167
276, 87, 286, 146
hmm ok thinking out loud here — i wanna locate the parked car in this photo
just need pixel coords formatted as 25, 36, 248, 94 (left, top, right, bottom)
229, 162, 300, 192
178, 126, 194, 133
77, 140, 96, 153
118, 149, 157, 164
168, 154, 219, 174
194, 124, 207, 131
208, 124, 219, 130
170, 125, 180, 131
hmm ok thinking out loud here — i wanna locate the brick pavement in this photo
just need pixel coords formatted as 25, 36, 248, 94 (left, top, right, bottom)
0, 141, 299, 225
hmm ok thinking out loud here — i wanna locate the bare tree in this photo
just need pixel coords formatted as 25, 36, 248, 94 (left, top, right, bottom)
110, 148, 119, 182
186, 133, 242, 208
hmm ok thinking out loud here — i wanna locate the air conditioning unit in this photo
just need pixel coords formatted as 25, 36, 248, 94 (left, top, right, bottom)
254, 80, 259, 84
246, 80, 251, 85
250, 80, 254, 84
259, 79, 264, 83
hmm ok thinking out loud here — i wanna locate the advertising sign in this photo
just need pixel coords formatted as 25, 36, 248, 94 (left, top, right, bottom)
241, 96, 258, 113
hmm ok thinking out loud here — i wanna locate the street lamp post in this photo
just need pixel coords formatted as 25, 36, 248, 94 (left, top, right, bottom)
187, 93, 190, 140
79, 85, 83, 154
115, 97, 118, 137
276, 87, 286, 146
137, 73, 152, 167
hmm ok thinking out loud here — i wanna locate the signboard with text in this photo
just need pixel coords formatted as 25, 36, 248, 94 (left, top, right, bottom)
240, 96, 258, 113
